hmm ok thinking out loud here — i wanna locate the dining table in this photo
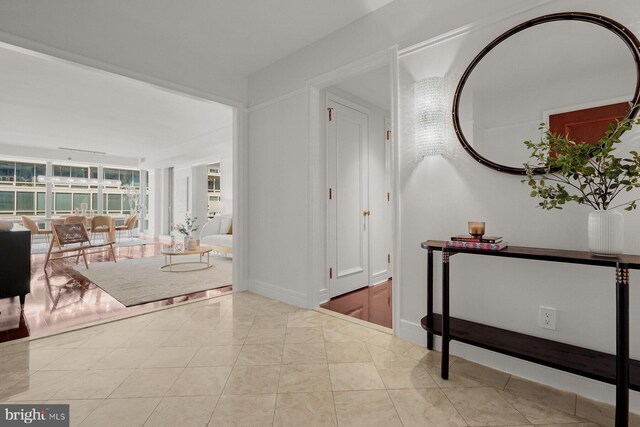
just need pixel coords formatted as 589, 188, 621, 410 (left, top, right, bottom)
13, 214, 127, 243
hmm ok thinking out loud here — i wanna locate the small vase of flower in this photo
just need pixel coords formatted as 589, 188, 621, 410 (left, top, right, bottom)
174, 213, 199, 251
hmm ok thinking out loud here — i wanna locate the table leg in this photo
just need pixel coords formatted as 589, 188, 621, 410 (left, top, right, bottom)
427, 248, 434, 350
108, 218, 116, 243
441, 250, 450, 380
615, 264, 629, 427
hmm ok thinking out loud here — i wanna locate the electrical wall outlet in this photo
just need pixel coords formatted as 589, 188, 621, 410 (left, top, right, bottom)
539, 306, 556, 330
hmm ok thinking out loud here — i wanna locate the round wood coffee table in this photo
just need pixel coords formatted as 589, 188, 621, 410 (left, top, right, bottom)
160, 244, 213, 272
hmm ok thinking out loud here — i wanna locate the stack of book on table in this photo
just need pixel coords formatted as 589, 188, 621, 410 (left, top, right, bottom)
444, 235, 508, 251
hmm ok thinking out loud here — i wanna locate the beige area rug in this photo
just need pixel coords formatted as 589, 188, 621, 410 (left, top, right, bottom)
73, 255, 232, 306
32, 237, 154, 254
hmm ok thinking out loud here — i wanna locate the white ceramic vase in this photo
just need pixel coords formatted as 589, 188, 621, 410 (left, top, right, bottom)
588, 210, 624, 255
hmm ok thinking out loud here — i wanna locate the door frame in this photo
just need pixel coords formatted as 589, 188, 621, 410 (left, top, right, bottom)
306, 46, 400, 333
326, 92, 371, 299
0, 39, 249, 293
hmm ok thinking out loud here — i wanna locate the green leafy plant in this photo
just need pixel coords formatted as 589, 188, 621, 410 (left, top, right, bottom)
523, 115, 640, 211
174, 213, 198, 236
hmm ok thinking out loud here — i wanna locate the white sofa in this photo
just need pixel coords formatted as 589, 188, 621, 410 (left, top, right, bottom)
200, 213, 232, 255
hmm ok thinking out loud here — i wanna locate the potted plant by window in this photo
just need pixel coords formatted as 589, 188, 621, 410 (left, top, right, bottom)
524, 115, 640, 255
174, 213, 199, 251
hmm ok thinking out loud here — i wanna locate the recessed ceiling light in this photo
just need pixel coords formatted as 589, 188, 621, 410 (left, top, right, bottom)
58, 147, 107, 155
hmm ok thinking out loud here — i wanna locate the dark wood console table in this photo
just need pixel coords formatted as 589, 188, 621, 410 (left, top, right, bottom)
420, 240, 639, 427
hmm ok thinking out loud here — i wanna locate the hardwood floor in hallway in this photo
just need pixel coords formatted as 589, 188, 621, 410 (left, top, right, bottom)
321, 280, 392, 328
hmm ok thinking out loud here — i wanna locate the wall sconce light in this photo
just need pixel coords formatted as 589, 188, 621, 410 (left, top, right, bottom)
415, 77, 446, 157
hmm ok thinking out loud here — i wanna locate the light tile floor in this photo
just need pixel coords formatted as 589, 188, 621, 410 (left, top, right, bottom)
0, 291, 635, 426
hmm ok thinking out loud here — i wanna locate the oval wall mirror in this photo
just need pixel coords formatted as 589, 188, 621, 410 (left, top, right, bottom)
452, 12, 640, 175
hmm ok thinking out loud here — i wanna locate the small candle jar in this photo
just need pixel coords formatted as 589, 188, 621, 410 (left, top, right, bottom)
468, 221, 485, 238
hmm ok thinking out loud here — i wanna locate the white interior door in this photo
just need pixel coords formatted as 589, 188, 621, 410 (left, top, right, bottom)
369, 116, 393, 284
328, 97, 369, 298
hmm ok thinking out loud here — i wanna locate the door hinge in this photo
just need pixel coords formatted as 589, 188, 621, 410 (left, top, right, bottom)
386, 130, 391, 141
329, 188, 332, 200
387, 192, 390, 202
388, 254, 391, 264
329, 267, 333, 279
388, 295, 391, 305
328, 107, 333, 122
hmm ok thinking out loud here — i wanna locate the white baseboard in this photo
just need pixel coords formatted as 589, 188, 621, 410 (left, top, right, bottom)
397, 317, 640, 412
247, 279, 307, 308
371, 271, 388, 284
398, 319, 427, 346
231, 278, 249, 292
319, 287, 330, 304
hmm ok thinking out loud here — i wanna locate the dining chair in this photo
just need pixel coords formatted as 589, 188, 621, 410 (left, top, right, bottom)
116, 213, 138, 241
21, 216, 52, 245
63, 215, 87, 226
90, 215, 112, 244
49, 219, 65, 247
45, 223, 116, 271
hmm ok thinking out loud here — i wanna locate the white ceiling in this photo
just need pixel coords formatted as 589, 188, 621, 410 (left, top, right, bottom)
335, 65, 391, 110
0, 0, 395, 164
0, 0, 394, 78
0, 46, 232, 163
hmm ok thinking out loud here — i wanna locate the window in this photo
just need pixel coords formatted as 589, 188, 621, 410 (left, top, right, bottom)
16, 192, 35, 213
103, 167, 140, 214
208, 175, 221, 191
73, 193, 90, 211
104, 168, 119, 181
71, 166, 88, 178
107, 194, 121, 212
120, 169, 132, 186
35, 164, 46, 186
15, 163, 36, 185
0, 191, 14, 212
53, 165, 71, 177
0, 159, 143, 217
37, 193, 46, 214
123, 196, 131, 212
54, 193, 72, 213
0, 162, 14, 183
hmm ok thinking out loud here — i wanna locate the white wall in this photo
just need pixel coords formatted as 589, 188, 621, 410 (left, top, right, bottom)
247, 93, 309, 306
191, 164, 209, 232
399, 0, 640, 409
220, 156, 233, 214
246, 0, 640, 409
172, 166, 191, 232
146, 167, 172, 238
246, 0, 540, 305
